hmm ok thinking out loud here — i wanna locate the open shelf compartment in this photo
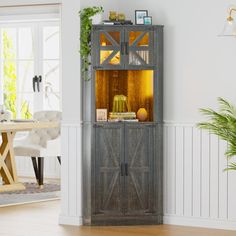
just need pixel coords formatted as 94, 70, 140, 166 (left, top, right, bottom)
95, 70, 154, 122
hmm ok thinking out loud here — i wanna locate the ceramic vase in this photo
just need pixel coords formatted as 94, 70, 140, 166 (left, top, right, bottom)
137, 108, 148, 121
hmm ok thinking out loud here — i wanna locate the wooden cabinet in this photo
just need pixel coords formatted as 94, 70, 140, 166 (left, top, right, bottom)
94, 123, 124, 216
92, 25, 156, 70
82, 25, 163, 226
124, 123, 155, 216
92, 123, 159, 224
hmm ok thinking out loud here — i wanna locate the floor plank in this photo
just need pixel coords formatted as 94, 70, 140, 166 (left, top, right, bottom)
0, 200, 235, 236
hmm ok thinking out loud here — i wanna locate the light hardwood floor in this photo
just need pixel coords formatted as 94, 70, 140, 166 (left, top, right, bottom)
0, 200, 235, 236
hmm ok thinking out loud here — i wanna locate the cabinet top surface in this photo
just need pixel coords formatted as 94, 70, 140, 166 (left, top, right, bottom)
92, 24, 164, 28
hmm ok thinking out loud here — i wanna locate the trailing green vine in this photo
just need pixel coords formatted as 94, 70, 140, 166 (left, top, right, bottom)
79, 6, 104, 80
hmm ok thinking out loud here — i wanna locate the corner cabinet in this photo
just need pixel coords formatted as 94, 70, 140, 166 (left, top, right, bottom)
82, 25, 163, 225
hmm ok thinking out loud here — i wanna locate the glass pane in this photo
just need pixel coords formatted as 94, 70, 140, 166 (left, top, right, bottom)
129, 32, 149, 46
3, 92, 16, 119
100, 32, 120, 46
100, 51, 120, 65
18, 93, 34, 119
129, 51, 149, 65
19, 27, 33, 60
3, 59, 17, 118
44, 92, 60, 110
43, 26, 59, 59
1, 28, 16, 60
18, 61, 34, 92
43, 60, 59, 92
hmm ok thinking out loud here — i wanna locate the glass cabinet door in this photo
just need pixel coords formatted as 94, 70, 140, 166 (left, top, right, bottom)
95, 28, 124, 69
125, 28, 154, 68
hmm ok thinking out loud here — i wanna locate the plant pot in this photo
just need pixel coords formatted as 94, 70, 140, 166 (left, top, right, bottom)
91, 13, 103, 25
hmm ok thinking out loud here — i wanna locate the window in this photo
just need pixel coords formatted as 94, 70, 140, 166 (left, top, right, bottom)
0, 20, 60, 119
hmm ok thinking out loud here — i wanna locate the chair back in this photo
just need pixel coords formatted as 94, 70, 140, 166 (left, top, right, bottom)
28, 111, 62, 148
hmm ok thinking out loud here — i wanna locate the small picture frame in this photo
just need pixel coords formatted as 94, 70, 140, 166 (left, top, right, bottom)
96, 109, 107, 121
143, 16, 152, 25
135, 10, 148, 25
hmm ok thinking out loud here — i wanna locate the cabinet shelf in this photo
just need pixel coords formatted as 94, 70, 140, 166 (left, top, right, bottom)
96, 70, 154, 122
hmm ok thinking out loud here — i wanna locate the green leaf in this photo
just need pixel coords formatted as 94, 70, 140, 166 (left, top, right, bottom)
79, 6, 103, 81
198, 98, 236, 169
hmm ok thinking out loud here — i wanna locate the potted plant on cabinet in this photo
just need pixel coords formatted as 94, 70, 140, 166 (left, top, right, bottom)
198, 97, 236, 171
79, 6, 104, 80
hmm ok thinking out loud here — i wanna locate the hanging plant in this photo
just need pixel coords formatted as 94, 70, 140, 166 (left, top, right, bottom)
79, 6, 104, 81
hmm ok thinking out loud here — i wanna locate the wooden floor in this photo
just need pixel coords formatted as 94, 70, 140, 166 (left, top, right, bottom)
0, 200, 235, 236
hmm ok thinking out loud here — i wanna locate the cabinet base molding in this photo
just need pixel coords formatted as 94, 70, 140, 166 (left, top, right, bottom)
84, 215, 163, 226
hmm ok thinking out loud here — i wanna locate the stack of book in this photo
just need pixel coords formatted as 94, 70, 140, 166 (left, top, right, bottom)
103, 20, 133, 25
108, 112, 138, 122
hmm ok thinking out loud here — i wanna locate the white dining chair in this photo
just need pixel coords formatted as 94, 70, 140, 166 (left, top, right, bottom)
14, 111, 62, 188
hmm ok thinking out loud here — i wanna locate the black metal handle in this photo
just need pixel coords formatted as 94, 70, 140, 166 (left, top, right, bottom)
32, 75, 42, 92
37, 75, 42, 92
121, 42, 125, 55
125, 163, 128, 176
32, 76, 37, 92
121, 163, 124, 176
125, 42, 129, 55
36, 78, 40, 92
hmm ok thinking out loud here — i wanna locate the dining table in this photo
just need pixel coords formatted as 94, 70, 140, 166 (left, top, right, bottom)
0, 121, 59, 192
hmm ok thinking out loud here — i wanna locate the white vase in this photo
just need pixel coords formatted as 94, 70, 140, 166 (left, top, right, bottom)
91, 13, 103, 25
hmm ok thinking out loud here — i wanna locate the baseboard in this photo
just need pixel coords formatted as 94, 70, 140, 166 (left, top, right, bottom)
164, 215, 236, 231
58, 215, 82, 226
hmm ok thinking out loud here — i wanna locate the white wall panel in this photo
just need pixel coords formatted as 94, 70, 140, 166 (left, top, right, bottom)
164, 123, 236, 230
59, 124, 82, 226
175, 126, 184, 216
192, 128, 201, 217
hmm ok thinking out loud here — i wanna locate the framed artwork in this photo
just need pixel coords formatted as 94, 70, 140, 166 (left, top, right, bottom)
144, 16, 152, 25
96, 109, 107, 121
135, 10, 148, 25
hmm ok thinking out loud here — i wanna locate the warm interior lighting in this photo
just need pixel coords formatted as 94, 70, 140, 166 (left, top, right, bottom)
220, 7, 236, 36
100, 50, 120, 65
96, 70, 154, 121
129, 31, 149, 46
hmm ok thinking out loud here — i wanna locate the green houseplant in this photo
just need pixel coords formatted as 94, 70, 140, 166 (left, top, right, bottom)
198, 97, 236, 171
79, 6, 104, 80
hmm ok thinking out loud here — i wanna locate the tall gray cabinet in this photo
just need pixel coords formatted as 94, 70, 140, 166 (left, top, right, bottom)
82, 25, 163, 225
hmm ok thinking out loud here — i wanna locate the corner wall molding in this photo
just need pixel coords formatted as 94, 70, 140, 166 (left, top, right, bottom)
59, 215, 82, 226
164, 215, 236, 231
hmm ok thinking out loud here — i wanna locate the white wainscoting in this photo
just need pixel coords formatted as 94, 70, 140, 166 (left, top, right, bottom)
16, 156, 61, 179
163, 122, 236, 230
59, 123, 82, 226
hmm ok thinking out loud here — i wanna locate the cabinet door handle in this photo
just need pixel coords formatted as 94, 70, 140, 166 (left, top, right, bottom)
125, 163, 128, 176
121, 163, 124, 176
121, 42, 125, 55
125, 42, 129, 55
